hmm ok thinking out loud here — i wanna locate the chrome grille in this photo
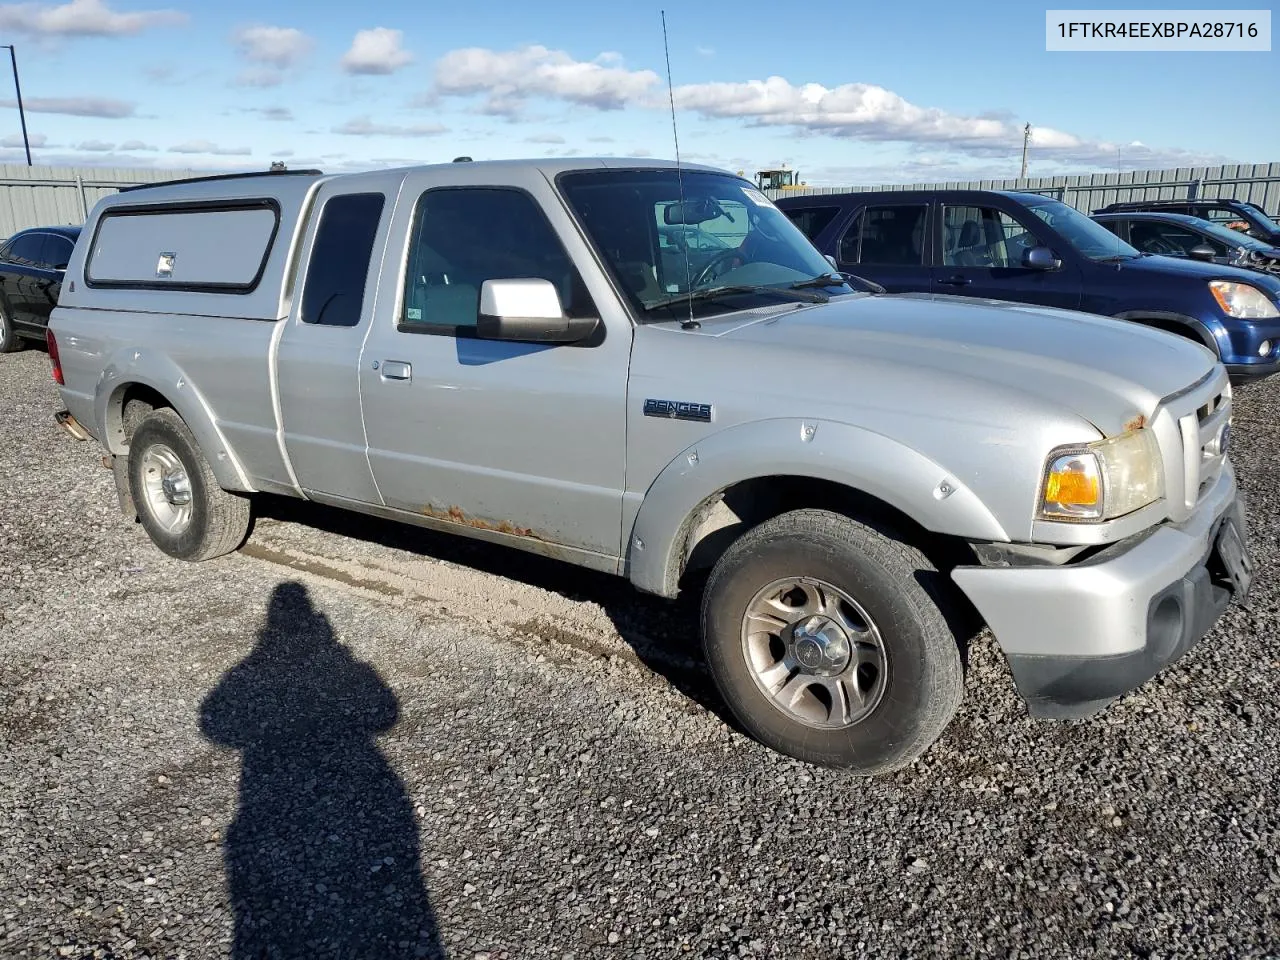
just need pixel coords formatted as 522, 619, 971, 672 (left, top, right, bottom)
1175, 380, 1231, 510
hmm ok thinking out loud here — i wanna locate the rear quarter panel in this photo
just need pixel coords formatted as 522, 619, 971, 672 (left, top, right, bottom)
52, 306, 291, 493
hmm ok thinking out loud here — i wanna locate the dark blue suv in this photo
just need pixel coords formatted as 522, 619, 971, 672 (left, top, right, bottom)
776, 189, 1280, 382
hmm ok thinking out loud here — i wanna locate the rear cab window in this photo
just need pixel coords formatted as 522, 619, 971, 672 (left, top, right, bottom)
300, 192, 386, 327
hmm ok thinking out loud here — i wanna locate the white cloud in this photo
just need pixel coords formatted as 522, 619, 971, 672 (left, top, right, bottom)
426, 45, 1222, 174
168, 140, 252, 156
234, 68, 283, 89
119, 139, 157, 151
76, 139, 115, 151
0, 0, 184, 37
2, 131, 46, 147
271, 149, 294, 157
234, 25, 312, 67
0, 95, 134, 117
526, 133, 565, 145
334, 116, 448, 138
696, 46, 715, 57
341, 27, 413, 75
670, 77, 1014, 145
246, 106, 293, 121
432, 44, 659, 116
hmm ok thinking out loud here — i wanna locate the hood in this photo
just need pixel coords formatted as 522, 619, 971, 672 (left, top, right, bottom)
1106, 251, 1280, 292
699, 292, 1218, 436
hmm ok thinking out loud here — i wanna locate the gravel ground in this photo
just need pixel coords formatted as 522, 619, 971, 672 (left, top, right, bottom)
2, 346, 1279, 960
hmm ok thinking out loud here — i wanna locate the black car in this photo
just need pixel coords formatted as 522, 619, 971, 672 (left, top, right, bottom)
1092, 211, 1280, 276
1092, 198, 1280, 246
0, 224, 80, 352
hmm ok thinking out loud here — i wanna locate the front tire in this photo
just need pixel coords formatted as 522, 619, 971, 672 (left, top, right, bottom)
701, 508, 964, 773
0, 305, 23, 353
127, 407, 251, 561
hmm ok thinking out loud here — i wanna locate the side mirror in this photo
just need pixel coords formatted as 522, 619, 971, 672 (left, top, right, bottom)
1188, 244, 1217, 262
475, 278, 599, 343
1023, 245, 1061, 270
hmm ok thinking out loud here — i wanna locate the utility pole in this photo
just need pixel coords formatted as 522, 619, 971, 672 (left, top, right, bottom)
1020, 123, 1031, 180
1, 45, 31, 166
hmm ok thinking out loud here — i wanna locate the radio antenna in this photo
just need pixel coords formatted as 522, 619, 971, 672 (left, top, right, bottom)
661, 10, 698, 330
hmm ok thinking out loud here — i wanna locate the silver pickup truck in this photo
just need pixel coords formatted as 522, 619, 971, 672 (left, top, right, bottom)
47, 159, 1255, 773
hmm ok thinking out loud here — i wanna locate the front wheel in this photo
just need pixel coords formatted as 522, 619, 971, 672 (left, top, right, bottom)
127, 407, 252, 561
700, 508, 964, 773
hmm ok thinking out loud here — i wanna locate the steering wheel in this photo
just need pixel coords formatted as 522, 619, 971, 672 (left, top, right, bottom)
1140, 237, 1179, 256
692, 248, 743, 288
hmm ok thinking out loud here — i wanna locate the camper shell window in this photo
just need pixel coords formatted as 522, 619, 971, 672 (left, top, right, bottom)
85, 199, 281, 293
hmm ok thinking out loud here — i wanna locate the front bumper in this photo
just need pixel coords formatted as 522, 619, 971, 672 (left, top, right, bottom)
1224, 355, 1280, 383
952, 464, 1253, 718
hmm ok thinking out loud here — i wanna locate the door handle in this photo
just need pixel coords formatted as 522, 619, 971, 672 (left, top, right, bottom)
380, 360, 412, 381
938, 275, 971, 287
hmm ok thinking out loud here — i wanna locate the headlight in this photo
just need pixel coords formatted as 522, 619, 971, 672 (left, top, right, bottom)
1039, 429, 1164, 522
1209, 280, 1280, 319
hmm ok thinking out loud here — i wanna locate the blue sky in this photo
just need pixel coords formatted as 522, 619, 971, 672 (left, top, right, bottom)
0, 0, 1275, 185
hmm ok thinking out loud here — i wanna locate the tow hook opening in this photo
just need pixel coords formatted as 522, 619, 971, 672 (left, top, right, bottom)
54, 410, 92, 441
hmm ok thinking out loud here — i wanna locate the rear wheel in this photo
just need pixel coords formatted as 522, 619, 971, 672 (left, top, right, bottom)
0, 305, 22, 353
700, 508, 964, 773
127, 407, 251, 561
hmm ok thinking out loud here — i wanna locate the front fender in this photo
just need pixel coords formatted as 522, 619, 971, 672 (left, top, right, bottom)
625, 417, 1009, 597
94, 349, 253, 493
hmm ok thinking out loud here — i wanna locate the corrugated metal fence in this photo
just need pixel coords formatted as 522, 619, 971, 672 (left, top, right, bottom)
0, 163, 206, 239
2, 159, 1277, 239
764, 161, 1280, 215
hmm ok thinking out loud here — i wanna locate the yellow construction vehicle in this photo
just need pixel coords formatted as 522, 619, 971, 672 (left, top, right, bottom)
747, 166, 807, 191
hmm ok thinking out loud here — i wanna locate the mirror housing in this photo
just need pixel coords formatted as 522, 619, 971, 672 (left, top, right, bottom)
1188, 243, 1217, 262
663, 198, 723, 226
1023, 245, 1061, 270
475, 278, 599, 343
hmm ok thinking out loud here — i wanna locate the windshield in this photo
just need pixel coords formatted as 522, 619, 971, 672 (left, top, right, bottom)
557, 168, 849, 320
1178, 216, 1272, 251
1022, 196, 1141, 261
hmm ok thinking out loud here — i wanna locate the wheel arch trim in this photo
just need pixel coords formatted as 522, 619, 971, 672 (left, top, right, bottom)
625, 417, 1008, 598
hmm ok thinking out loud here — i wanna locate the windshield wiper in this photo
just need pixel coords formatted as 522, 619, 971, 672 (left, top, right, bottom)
642, 284, 829, 313
791, 271, 887, 294
1096, 253, 1140, 263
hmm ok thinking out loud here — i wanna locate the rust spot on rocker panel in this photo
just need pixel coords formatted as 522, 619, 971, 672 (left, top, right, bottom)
420, 503, 543, 540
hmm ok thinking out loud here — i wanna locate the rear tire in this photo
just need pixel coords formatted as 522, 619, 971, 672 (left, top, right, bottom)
127, 407, 251, 561
0, 306, 23, 353
700, 508, 964, 773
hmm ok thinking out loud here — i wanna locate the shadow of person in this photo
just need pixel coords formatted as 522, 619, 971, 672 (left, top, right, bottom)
199, 581, 442, 959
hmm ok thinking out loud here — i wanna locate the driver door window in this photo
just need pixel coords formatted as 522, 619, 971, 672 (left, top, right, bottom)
942, 206, 1037, 268
1128, 221, 1223, 257
400, 187, 595, 335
